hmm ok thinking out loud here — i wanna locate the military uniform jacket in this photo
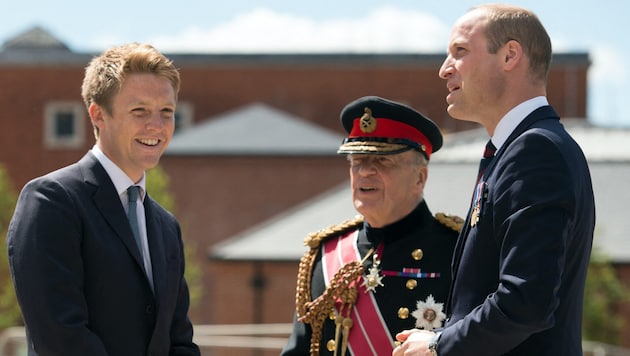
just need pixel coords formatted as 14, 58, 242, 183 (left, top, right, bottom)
282, 201, 459, 355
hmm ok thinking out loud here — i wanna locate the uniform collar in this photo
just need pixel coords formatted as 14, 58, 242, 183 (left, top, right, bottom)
364, 200, 430, 246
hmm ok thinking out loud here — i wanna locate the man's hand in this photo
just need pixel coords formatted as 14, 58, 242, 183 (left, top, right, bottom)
392, 329, 435, 356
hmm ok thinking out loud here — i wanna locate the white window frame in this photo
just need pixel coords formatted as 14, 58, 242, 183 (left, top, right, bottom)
175, 101, 194, 132
44, 101, 86, 149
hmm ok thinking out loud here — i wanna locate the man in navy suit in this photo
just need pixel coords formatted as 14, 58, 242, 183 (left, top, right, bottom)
394, 4, 595, 355
7, 43, 200, 355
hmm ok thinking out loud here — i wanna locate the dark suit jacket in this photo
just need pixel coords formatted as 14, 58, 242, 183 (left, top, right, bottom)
7, 153, 200, 356
440, 106, 595, 355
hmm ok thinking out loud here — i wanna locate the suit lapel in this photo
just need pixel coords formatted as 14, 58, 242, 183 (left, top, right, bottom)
79, 153, 147, 274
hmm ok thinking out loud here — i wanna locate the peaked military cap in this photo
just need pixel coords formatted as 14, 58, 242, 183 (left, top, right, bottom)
337, 96, 443, 159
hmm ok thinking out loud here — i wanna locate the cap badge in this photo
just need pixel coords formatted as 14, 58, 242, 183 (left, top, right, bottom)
359, 107, 377, 133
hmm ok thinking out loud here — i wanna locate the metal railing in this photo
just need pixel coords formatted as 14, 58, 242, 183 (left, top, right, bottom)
193, 323, 291, 350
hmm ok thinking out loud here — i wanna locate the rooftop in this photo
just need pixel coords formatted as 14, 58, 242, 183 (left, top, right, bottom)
165, 103, 344, 156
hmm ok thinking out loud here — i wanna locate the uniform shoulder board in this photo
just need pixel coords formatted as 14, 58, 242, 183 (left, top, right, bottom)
303, 215, 364, 249
435, 212, 465, 233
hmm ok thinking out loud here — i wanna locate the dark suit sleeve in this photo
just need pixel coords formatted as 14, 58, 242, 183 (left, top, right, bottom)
439, 130, 584, 353
168, 222, 201, 356
7, 177, 109, 355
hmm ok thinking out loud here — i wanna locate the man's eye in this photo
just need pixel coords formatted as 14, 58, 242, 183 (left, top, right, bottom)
161, 109, 175, 118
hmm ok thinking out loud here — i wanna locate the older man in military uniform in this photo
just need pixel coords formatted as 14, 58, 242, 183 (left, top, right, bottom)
281, 96, 462, 356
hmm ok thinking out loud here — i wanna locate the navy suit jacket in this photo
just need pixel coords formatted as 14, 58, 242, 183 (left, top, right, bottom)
440, 106, 595, 355
7, 153, 199, 356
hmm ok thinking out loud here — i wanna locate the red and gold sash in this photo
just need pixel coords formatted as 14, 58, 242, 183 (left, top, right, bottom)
322, 230, 394, 355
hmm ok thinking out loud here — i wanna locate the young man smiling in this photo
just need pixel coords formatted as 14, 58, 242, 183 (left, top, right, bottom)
8, 43, 200, 356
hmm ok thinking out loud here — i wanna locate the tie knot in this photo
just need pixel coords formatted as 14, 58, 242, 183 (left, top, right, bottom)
127, 186, 139, 203
483, 140, 497, 158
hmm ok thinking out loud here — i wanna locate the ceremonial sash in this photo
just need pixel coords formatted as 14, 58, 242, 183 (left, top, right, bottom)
322, 231, 394, 355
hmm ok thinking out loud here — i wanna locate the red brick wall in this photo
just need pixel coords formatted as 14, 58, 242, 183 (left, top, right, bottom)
0, 57, 588, 193
159, 155, 348, 324
0, 67, 93, 191
197, 260, 300, 356
176, 64, 475, 134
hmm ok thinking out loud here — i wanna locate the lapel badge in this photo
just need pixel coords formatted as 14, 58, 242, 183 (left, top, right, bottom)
359, 107, 377, 133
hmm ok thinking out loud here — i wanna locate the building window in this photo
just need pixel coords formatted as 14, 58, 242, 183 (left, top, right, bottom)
175, 101, 194, 132
44, 102, 86, 149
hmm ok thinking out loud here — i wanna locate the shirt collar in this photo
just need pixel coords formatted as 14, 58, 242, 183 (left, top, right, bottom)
91, 145, 146, 200
491, 96, 548, 150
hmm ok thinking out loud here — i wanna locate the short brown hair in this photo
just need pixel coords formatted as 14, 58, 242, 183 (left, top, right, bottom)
81, 43, 180, 115
473, 4, 552, 83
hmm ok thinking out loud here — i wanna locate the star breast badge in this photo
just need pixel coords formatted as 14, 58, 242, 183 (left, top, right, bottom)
411, 294, 446, 330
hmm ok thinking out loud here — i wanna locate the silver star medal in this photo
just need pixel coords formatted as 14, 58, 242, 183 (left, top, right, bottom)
411, 294, 447, 330
362, 253, 384, 293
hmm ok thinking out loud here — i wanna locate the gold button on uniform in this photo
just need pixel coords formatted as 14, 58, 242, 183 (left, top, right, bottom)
327, 339, 336, 351
406, 279, 418, 290
398, 307, 409, 319
412, 249, 424, 260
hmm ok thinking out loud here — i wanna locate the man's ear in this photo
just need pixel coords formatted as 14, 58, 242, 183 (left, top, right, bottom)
502, 39, 523, 71
89, 103, 105, 129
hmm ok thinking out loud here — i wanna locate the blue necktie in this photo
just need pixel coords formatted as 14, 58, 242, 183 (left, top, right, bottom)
127, 186, 143, 256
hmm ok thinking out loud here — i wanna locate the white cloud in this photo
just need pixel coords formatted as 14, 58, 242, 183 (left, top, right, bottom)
84, 5, 629, 127
587, 45, 628, 125
589, 45, 627, 86
148, 6, 449, 53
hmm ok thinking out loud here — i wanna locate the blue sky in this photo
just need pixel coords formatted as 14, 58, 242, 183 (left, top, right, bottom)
3, 0, 628, 127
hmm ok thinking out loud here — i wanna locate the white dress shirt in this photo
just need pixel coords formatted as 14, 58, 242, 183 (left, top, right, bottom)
491, 96, 549, 150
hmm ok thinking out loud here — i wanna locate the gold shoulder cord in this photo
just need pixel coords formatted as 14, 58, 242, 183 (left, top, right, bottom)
295, 215, 364, 356
434, 212, 465, 233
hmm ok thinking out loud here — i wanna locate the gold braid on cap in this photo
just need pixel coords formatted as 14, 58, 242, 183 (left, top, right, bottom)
295, 215, 364, 356
435, 212, 465, 233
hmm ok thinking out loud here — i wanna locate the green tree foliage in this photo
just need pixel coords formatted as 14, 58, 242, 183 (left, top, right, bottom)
583, 248, 629, 344
146, 165, 202, 309
0, 165, 21, 328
